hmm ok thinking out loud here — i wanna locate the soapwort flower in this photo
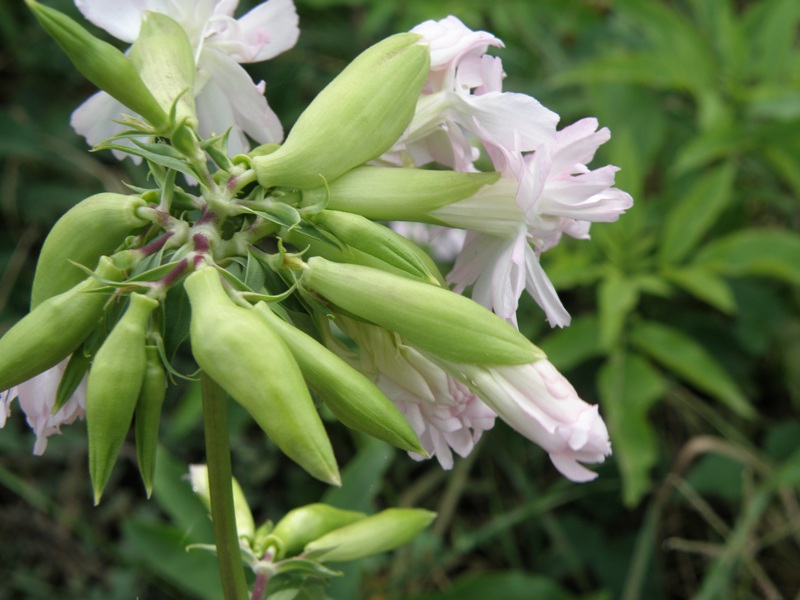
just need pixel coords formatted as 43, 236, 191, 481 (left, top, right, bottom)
72, 0, 299, 156
0, 359, 87, 455
335, 316, 496, 470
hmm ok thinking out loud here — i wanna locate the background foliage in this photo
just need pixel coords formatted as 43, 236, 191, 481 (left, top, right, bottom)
2, 0, 800, 598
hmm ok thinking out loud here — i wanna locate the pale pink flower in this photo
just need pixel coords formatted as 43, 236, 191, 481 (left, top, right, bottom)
441, 358, 611, 482
434, 118, 633, 327
71, 0, 299, 157
381, 15, 558, 172
0, 360, 88, 455
336, 317, 496, 469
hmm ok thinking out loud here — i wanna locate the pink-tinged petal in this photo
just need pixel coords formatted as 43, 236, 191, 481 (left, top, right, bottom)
412, 16, 503, 74
524, 248, 571, 327
550, 453, 600, 482
550, 118, 609, 174
197, 48, 283, 148
451, 91, 558, 154
229, 0, 299, 62
444, 359, 611, 482
0, 388, 15, 428
470, 229, 527, 325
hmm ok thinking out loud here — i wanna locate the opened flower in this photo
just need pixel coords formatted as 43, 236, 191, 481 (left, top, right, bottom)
0, 359, 87, 455
72, 0, 299, 156
336, 316, 496, 469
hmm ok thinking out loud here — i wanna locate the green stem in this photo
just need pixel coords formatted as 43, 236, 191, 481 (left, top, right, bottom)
202, 371, 249, 600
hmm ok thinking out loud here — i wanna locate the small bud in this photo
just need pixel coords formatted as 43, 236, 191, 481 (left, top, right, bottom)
312, 210, 440, 285
0, 257, 124, 392
304, 508, 436, 562
252, 33, 430, 190
31, 193, 149, 309
88, 293, 159, 504
189, 465, 256, 542
268, 503, 366, 558
183, 267, 340, 486
302, 258, 544, 365
25, 0, 169, 132
301, 166, 499, 222
254, 303, 425, 454
134, 345, 167, 498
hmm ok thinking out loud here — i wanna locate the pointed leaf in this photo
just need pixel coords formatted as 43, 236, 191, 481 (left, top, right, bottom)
662, 266, 737, 314
629, 320, 755, 418
659, 162, 736, 264
598, 351, 665, 507
693, 229, 800, 285
597, 272, 639, 350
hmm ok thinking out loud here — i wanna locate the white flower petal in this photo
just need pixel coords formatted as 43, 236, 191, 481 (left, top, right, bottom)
227, 0, 299, 62
197, 47, 283, 147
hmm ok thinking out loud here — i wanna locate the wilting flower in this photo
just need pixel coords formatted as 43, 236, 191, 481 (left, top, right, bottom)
72, 0, 299, 156
442, 358, 611, 482
0, 359, 87, 455
335, 316, 496, 469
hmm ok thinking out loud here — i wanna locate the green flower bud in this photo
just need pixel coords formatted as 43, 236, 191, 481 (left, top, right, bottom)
311, 210, 440, 285
88, 293, 159, 504
252, 33, 429, 190
184, 267, 340, 486
188, 465, 256, 542
253, 303, 424, 454
268, 503, 366, 559
283, 226, 445, 286
304, 508, 436, 563
302, 258, 544, 365
129, 12, 197, 130
135, 345, 167, 498
31, 193, 149, 309
301, 166, 500, 223
0, 257, 123, 392
25, 0, 169, 132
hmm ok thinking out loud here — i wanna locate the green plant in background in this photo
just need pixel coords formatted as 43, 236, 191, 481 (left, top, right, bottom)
1, 1, 799, 599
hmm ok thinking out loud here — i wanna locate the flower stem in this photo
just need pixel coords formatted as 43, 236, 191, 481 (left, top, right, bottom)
202, 371, 249, 600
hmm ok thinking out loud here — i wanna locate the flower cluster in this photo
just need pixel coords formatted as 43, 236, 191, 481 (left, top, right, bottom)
1, 1, 623, 491
385, 16, 633, 328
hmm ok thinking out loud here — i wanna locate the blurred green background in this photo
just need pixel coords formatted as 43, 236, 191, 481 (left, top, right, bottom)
2, 0, 800, 598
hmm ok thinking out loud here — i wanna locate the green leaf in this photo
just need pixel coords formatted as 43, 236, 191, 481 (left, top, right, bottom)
539, 315, 603, 371
122, 520, 222, 600
742, 0, 800, 84
597, 272, 639, 350
659, 162, 736, 264
662, 266, 737, 314
693, 229, 800, 285
97, 139, 200, 180
409, 571, 604, 600
598, 352, 665, 507
322, 436, 394, 514
629, 320, 755, 418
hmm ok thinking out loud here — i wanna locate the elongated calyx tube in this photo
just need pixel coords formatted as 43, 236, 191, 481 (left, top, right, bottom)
0, 257, 123, 391
31, 193, 149, 308
184, 267, 340, 486
302, 257, 544, 365
25, 0, 169, 131
88, 293, 159, 504
252, 33, 430, 190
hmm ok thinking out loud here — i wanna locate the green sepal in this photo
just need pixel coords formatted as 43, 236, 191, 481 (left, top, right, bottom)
267, 503, 366, 559
254, 303, 426, 454
88, 293, 159, 504
25, 0, 168, 132
31, 193, 149, 308
252, 33, 430, 190
183, 267, 340, 486
302, 258, 543, 365
0, 257, 124, 392
301, 166, 500, 223
303, 508, 436, 563
134, 345, 168, 498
